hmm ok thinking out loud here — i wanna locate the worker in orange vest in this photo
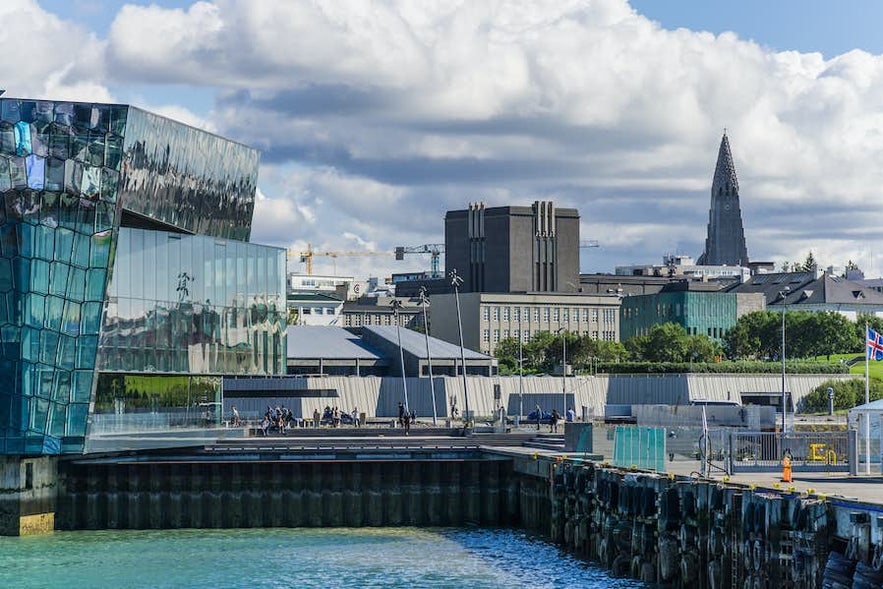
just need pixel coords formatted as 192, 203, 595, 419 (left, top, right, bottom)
781, 449, 793, 483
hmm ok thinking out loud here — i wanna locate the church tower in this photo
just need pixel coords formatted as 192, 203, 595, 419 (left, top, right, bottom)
698, 132, 749, 266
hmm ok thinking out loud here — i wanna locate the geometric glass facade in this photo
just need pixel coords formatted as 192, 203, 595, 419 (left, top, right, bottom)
619, 290, 739, 344
0, 98, 284, 455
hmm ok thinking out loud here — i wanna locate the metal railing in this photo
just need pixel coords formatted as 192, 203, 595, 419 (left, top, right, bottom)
729, 431, 850, 473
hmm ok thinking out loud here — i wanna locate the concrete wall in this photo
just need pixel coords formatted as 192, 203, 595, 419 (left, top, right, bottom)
0, 456, 57, 535
257, 373, 853, 421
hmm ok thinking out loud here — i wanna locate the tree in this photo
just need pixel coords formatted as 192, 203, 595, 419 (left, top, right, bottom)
796, 251, 818, 273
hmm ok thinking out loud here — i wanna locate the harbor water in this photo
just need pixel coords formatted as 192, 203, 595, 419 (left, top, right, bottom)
0, 527, 643, 589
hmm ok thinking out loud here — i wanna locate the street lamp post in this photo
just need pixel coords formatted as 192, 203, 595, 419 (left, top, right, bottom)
391, 299, 410, 415
518, 311, 524, 426
557, 327, 567, 417
418, 287, 438, 426
450, 270, 470, 428
779, 288, 790, 435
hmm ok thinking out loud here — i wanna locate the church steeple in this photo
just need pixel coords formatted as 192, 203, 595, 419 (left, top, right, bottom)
698, 132, 749, 266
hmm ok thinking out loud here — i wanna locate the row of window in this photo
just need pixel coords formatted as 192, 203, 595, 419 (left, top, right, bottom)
483, 329, 616, 343
299, 307, 338, 315
481, 305, 617, 324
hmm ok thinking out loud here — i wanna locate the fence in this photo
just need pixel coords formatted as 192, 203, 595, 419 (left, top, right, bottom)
729, 430, 850, 473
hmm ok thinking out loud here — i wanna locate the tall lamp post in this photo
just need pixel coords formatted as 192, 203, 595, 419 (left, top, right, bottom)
450, 270, 470, 427
779, 287, 790, 436
556, 327, 567, 416
418, 287, 438, 426
518, 310, 524, 426
391, 299, 410, 415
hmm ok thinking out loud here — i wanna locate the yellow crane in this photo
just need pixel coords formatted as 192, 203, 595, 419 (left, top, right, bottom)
292, 243, 393, 275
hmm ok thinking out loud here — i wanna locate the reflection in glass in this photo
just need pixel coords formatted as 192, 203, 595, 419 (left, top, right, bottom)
0, 98, 270, 455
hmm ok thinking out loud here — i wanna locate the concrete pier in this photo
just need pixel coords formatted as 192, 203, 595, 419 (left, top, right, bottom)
0, 456, 57, 536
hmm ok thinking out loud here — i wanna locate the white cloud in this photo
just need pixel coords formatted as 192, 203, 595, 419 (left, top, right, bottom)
0, 0, 108, 101
10, 0, 883, 277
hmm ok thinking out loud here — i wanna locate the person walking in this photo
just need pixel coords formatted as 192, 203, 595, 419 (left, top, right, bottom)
535, 404, 542, 430
550, 409, 560, 433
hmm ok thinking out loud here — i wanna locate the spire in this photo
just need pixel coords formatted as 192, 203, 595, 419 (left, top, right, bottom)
712, 132, 739, 197
698, 132, 749, 266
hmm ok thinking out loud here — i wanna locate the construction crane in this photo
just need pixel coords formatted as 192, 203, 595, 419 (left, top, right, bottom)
293, 243, 393, 275
395, 244, 445, 278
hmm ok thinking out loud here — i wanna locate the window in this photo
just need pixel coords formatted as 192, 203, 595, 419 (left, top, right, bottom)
591, 309, 599, 322
524, 330, 530, 340
592, 330, 598, 340
514, 329, 520, 340
582, 309, 589, 322
483, 329, 490, 342
543, 308, 551, 321
503, 329, 510, 339
513, 307, 520, 321
503, 307, 510, 321
493, 306, 500, 320
482, 307, 490, 321
533, 308, 540, 321
493, 329, 500, 342
563, 309, 569, 321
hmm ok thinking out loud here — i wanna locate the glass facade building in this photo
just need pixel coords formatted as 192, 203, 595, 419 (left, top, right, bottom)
0, 98, 285, 455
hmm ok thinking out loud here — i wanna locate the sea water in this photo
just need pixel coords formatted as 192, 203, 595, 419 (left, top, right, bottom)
0, 527, 644, 589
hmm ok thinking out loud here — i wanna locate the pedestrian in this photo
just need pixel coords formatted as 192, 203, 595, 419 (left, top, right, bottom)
566, 407, 575, 423
398, 402, 405, 428
231, 405, 240, 427
313, 407, 321, 428
352, 407, 359, 427
535, 404, 542, 430
403, 409, 411, 435
550, 409, 560, 433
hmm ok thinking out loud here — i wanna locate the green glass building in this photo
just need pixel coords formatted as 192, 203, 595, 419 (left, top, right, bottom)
0, 99, 286, 455
619, 282, 765, 343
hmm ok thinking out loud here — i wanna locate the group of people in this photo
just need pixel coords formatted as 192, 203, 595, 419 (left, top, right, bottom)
260, 405, 295, 436
398, 402, 417, 433
534, 404, 577, 433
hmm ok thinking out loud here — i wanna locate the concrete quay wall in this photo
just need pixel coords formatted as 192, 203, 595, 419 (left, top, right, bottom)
55, 456, 519, 530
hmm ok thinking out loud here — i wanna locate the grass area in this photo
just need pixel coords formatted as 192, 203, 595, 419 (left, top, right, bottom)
807, 353, 883, 379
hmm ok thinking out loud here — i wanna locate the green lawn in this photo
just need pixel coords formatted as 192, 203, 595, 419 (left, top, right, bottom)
809, 353, 883, 379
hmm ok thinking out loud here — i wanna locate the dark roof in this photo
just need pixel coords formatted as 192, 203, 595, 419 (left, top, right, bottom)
726, 272, 883, 306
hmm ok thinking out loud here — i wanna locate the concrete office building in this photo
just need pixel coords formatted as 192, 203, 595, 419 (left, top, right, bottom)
0, 98, 286, 455
698, 133, 750, 267
429, 292, 621, 356
445, 201, 580, 294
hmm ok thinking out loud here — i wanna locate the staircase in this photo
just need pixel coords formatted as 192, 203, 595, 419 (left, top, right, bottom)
522, 433, 565, 452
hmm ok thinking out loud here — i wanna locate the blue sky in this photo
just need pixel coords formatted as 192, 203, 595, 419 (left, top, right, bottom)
632, 1, 883, 57
11, 0, 883, 278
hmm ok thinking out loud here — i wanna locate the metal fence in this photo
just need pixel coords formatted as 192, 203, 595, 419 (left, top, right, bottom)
729, 431, 850, 473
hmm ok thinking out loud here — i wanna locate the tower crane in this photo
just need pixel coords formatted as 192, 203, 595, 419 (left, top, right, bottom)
292, 243, 393, 275
395, 244, 445, 278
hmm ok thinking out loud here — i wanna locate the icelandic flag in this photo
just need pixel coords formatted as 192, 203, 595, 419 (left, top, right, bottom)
868, 327, 883, 361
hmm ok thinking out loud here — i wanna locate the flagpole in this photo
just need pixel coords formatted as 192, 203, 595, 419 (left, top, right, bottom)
866, 323, 871, 475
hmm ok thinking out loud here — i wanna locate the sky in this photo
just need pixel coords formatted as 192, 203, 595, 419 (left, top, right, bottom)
10, 0, 883, 279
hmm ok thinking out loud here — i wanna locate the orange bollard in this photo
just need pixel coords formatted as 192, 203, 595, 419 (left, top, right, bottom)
781, 453, 792, 483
